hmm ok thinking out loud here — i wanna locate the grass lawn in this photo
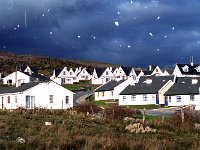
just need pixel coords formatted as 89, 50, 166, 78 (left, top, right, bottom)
86, 95, 117, 108
62, 84, 99, 91
126, 105, 160, 110
132, 113, 159, 121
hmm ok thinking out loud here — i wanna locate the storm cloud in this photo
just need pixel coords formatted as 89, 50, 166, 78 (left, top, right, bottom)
0, 0, 200, 67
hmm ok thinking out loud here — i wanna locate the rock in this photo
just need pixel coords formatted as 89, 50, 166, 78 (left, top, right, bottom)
45, 122, 52, 126
16, 137, 25, 144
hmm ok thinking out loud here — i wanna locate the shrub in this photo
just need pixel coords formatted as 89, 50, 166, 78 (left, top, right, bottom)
75, 103, 102, 115
104, 106, 141, 120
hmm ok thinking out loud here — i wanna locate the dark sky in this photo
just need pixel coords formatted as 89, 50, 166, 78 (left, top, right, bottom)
0, 0, 200, 67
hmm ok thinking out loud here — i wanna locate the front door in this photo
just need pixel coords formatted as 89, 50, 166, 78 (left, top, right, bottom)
26, 96, 35, 109
165, 96, 168, 106
156, 94, 159, 104
1, 97, 3, 109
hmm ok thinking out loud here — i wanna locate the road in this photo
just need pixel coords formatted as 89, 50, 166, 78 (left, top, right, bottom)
73, 90, 94, 106
143, 107, 179, 117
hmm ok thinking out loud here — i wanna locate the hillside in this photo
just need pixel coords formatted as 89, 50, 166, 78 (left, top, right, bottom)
0, 51, 119, 76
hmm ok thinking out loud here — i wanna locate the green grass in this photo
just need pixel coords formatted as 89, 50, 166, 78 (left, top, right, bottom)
126, 105, 160, 110
132, 114, 159, 121
86, 95, 117, 107
62, 84, 85, 91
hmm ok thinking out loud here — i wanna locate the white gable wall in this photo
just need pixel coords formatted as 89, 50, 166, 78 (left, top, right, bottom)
173, 65, 183, 77
3, 71, 30, 86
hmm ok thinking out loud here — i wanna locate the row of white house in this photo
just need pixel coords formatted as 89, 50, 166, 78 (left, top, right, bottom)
2, 62, 200, 86
94, 75, 200, 110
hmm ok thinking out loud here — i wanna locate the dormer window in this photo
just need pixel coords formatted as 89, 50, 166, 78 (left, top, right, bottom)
195, 66, 200, 72
144, 79, 152, 84
192, 79, 198, 84
182, 65, 189, 72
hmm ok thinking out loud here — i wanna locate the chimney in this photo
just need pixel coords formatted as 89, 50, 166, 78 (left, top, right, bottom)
15, 66, 18, 87
190, 56, 194, 66
149, 65, 152, 71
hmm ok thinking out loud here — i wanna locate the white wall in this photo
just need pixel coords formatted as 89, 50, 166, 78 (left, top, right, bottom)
119, 94, 156, 106
3, 71, 30, 86
167, 95, 200, 110
0, 82, 74, 110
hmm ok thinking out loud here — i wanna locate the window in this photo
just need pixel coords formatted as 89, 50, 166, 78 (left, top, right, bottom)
190, 95, 195, 101
101, 92, 104, 97
7, 96, 10, 103
111, 90, 113, 96
123, 96, 126, 101
182, 65, 189, 72
176, 96, 181, 102
106, 78, 109, 82
156, 69, 159, 72
26, 96, 35, 109
131, 95, 136, 101
63, 71, 66, 75
61, 78, 65, 84
49, 95, 53, 104
143, 95, 147, 101
66, 96, 69, 104
15, 96, 17, 103
106, 71, 109, 75
169, 96, 171, 102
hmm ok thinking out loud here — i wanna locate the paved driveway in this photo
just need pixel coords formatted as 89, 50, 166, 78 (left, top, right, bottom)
143, 107, 179, 117
73, 90, 94, 106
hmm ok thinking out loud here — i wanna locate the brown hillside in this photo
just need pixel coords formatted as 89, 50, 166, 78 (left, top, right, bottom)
0, 51, 119, 76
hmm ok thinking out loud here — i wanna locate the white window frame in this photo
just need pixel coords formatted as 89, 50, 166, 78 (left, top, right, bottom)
49, 95, 53, 104
123, 96, 126, 101
131, 95, 136, 101
143, 94, 148, 101
176, 96, 181, 102
190, 95, 195, 101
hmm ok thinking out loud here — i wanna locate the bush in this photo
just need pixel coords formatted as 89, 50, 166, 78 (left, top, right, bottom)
75, 103, 102, 115
104, 106, 141, 120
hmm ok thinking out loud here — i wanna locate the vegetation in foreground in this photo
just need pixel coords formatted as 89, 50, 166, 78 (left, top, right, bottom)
0, 105, 200, 150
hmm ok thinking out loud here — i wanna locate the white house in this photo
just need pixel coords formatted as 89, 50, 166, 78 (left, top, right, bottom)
68, 68, 79, 83
77, 68, 92, 81
50, 67, 77, 85
94, 79, 134, 101
119, 76, 175, 106
164, 77, 200, 110
3, 71, 48, 86
113, 66, 137, 81
92, 67, 114, 85
173, 64, 200, 77
20, 65, 38, 74
143, 65, 164, 76
0, 81, 74, 110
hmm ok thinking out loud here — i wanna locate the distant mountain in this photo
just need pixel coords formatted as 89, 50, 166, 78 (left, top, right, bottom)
0, 51, 119, 76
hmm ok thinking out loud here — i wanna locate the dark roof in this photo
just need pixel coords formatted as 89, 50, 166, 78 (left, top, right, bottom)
20, 65, 38, 73
135, 71, 142, 76
121, 66, 132, 76
95, 80, 125, 92
142, 70, 153, 75
0, 82, 41, 94
95, 68, 107, 78
23, 72, 49, 81
120, 76, 174, 95
177, 64, 200, 75
164, 69, 174, 75
165, 77, 200, 95
54, 68, 63, 77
